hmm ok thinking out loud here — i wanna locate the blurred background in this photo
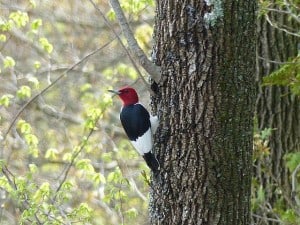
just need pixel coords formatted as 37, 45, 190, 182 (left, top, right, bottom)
0, 0, 155, 224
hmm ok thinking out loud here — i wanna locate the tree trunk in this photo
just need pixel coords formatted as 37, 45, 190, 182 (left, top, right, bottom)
150, 1, 257, 224
254, 2, 300, 224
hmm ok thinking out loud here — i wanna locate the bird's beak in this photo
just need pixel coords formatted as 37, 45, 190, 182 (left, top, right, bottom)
108, 89, 120, 97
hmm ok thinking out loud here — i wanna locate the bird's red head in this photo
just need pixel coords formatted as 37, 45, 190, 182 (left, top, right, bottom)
109, 87, 139, 106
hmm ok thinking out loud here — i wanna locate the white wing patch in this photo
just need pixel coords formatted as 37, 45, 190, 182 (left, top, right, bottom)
131, 127, 153, 155
150, 115, 159, 134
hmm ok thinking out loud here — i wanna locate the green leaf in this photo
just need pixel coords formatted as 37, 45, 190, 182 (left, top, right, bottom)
45, 148, 58, 160
24, 133, 39, 146
0, 94, 14, 107
31, 19, 42, 30
0, 176, 12, 192
28, 163, 38, 174
39, 37, 53, 54
61, 181, 73, 191
0, 34, 6, 42
0, 20, 13, 31
29, 147, 39, 158
107, 168, 126, 184
281, 209, 297, 224
284, 152, 300, 172
33, 61, 41, 69
93, 173, 106, 185
17, 119, 32, 134
62, 152, 72, 162
0, 159, 6, 170
257, 185, 265, 203
80, 83, 92, 93
125, 208, 138, 219
27, 76, 40, 89
33, 182, 50, 203
106, 9, 116, 21
141, 170, 150, 186
77, 203, 92, 219
29, 0, 37, 8
75, 159, 95, 172
114, 190, 127, 200
3, 56, 16, 68
101, 152, 113, 162
9, 11, 29, 27
263, 56, 300, 95
17, 85, 31, 99
260, 128, 273, 140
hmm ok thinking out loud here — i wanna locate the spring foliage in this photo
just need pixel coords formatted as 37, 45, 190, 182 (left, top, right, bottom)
0, 0, 154, 224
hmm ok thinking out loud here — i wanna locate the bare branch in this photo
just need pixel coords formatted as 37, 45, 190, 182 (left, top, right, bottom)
264, 7, 300, 24
264, 14, 300, 38
36, 97, 83, 124
2, 38, 115, 141
108, 0, 161, 82
291, 164, 300, 207
88, 0, 157, 93
257, 56, 298, 65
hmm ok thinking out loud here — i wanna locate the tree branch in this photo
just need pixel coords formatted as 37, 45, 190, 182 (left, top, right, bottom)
108, 0, 161, 82
88, 0, 157, 94
2, 39, 114, 141
265, 14, 300, 38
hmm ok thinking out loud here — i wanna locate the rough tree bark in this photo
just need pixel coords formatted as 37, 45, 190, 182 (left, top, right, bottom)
149, 0, 256, 224
254, 2, 300, 224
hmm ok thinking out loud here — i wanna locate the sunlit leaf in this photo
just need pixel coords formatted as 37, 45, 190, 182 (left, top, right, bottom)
17, 119, 32, 134
33, 61, 41, 69
29, 0, 37, 8
75, 159, 95, 172
0, 94, 14, 107
29, 163, 38, 174
26, 76, 39, 89
9, 11, 29, 27
33, 182, 50, 203
17, 85, 31, 100
125, 208, 138, 218
3, 56, 16, 68
45, 148, 58, 160
25, 133, 39, 146
0, 20, 13, 31
39, 37, 53, 54
93, 173, 106, 185
31, 19, 42, 30
0, 34, 6, 42
63, 152, 72, 162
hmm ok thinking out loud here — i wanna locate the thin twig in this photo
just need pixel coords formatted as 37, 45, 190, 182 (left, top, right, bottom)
264, 14, 300, 37
53, 126, 96, 199
291, 164, 300, 206
257, 56, 298, 65
2, 39, 113, 141
108, 0, 161, 82
252, 213, 282, 223
88, 0, 160, 87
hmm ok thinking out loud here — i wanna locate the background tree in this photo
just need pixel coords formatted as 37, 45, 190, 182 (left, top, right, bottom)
149, 0, 257, 224
253, 0, 300, 224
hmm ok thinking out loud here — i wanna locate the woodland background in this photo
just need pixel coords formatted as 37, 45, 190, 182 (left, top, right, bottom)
0, 0, 299, 224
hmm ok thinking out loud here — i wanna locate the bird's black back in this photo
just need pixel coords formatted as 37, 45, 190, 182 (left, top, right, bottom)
120, 104, 150, 141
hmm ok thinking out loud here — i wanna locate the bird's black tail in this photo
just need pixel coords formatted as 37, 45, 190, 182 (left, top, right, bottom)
143, 152, 160, 173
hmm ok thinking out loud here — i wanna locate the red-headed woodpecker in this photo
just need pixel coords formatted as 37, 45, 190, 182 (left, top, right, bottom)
109, 87, 160, 172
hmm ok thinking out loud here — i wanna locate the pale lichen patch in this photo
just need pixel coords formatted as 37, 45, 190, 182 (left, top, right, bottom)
203, 0, 223, 27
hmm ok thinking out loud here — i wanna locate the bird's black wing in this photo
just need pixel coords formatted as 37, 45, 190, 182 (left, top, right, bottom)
120, 104, 150, 141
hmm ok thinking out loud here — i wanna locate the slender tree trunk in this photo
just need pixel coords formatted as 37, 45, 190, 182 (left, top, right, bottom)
150, 1, 256, 224
254, 2, 300, 224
